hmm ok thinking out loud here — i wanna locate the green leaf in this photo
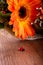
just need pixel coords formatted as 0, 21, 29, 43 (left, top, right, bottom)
0, 2, 2, 4
0, 23, 4, 29
0, 12, 11, 17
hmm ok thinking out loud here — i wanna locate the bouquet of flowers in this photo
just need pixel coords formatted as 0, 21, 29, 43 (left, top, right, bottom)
0, 0, 43, 40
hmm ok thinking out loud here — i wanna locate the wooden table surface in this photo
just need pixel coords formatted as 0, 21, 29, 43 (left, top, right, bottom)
0, 29, 43, 65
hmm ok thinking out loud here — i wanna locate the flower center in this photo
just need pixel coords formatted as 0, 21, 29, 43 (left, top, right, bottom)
19, 6, 27, 18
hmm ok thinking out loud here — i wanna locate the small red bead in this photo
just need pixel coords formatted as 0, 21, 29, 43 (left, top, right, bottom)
18, 47, 25, 51
1, 11, 6, 14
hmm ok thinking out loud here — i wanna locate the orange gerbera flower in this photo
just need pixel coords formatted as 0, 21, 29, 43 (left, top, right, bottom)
7, 0, 41, 39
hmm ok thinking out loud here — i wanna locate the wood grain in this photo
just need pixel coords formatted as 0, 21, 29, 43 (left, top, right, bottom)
0, 29, 43, 65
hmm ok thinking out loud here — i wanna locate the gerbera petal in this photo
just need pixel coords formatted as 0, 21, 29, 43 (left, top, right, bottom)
7, 0, 15, 12
9, 20, 14, 25
24, 23, 35, 36
29, 0, 41, 6
15, 30, 18, 37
